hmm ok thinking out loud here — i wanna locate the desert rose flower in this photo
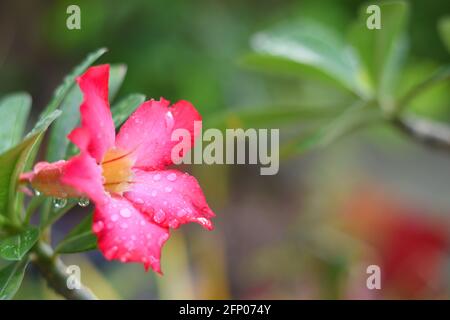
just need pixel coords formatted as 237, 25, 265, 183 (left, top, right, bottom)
21, 64, 215, 273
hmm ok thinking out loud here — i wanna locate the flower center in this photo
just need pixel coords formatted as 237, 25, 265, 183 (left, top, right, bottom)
101, 148, 134, 194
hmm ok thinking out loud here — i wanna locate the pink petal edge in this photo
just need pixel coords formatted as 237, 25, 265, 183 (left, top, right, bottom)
69, 64, 115, 162
93, 195, 170, 273
115, 98, 201, 170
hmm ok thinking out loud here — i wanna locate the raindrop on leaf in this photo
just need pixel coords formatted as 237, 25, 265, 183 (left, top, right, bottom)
53, 197, 67, 209
78, 197, 90, 207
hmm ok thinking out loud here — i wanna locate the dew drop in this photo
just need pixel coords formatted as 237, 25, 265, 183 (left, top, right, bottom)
125, 241, 135, 250
111, 214, 119, 222
167, 173, 177, 181
153, 174, 161, 181
151, 190, 157, 197
158, 234, 169, 246
165, 111, 174, 129
53, 198, 67, 209
150, 256, 158, 265
154, 209, 166, 223
176, 209, 186, 217
164, 186, 172, 193
120, 222, 128, 229
135, 198, 144, 204
168, 220, 179, 229
105, 246, 118, 259
78, 197, 90, 207
120, 208, 132, 218
34, 189, 41, 197
93, 221, 104, 233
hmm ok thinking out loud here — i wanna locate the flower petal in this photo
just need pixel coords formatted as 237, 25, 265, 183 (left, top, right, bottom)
124, 169, 215, 230
115, 98, 201, 169
171, 100, 202, 147
20, 160, 82, 198
92, 196, 170, 273
68, 64, 115, 162
61, 153, 106, 204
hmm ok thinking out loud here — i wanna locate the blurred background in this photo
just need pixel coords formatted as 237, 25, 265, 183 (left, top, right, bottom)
0, 0, 449, 299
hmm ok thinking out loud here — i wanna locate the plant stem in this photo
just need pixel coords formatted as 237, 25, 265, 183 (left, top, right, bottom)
31, 241, 98, 300
394, 66, 450, 117
24, 196, 44, 224
393, 114, 450, 151
41, 200, 77, 229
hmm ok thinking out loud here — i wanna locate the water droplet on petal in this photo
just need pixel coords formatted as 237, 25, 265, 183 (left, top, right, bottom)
135, 198, 144, 204
34, 189, 41, 197
151, 190, 157, 197
158, 234, 169, 246
165, 111, 174, 129
153, 174, 161, 181
105, 246, 118, 259
164, 186, 172, 193
111, 214, 119, 222
120, 222, 128, 229
150, 255, 158, 266
78, 197, 90, 207
154, 209, 166, 223
120, 208, 132, 218
125, 241, 135, 250
93, 221, 104, 233
176, 209, 186, 217
169, 220, 179, 229
167, 173, 177, 181
53, 198, 67, 209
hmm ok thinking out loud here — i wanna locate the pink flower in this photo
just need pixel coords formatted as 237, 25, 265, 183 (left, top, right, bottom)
22, 65, 215, 273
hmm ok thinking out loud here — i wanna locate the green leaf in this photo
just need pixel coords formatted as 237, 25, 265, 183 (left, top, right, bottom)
111, 93, 146, 127
46, 84, 82, 162
39, 48, 107, 119
0, 93, 31, 154
244, 20, 369, 97
0, 258, 29, 300
55, 213, 97, 254
397, 65, 450, 114
0, 227, 39, 261
205, 105, 345, 130
41, 199, 77, 229
438, 16, 450, 53
0, 110, 61, 223
349, 1, 409, 103
281, 101, 383, 157
108, 64, 127, 101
